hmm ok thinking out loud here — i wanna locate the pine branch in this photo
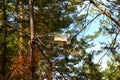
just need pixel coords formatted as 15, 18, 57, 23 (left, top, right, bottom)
89, 0, 120, 28
97, 31, 120, 64
71, 13, 102, 41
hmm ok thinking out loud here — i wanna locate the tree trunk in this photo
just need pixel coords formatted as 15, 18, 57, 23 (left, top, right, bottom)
1, 0, 7, 79
19, 0, 24, 79
29, 0, 34, 41
19, 0, 24, 55
29, 0, 35, 79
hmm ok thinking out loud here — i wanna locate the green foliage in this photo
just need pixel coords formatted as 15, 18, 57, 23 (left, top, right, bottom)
0, 0, 120, 79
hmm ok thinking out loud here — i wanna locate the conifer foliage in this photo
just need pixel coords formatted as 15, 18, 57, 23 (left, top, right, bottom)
0, 0, 120, 80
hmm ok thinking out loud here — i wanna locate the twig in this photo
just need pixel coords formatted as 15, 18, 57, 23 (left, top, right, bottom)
71, 13, 102, 40
97, 31, 120, 64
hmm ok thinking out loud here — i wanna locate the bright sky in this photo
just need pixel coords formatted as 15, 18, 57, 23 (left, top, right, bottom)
63, 0, 120, 70
76, 0, 119, 70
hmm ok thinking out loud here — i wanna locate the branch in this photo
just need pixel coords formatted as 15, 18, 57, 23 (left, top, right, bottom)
35, 41, 52, 67
89, 0, 120, 28
97, 31, 120, 63
34, 38, 68, 80
6, 23, 30, 38
71, 13, 102, 40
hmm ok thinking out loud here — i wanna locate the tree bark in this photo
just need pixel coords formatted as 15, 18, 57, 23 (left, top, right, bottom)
19, 0, 24, 79
29, 0, 35, 79
2, 0, 7, 79
29, 0, 34, 41
19, 0, 24, 55
89, 0, 120, 28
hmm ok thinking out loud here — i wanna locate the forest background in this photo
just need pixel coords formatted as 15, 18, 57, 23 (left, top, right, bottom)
0, 0, 120, 80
